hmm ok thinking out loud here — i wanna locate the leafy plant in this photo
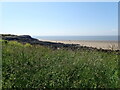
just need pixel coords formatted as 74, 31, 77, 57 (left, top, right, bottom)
2, 40, 119, 88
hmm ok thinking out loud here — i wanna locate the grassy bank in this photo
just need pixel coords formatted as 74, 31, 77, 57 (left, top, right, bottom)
2, 40, 120, 88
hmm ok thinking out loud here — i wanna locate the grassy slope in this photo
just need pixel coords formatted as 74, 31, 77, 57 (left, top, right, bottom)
2, 40, 120, 88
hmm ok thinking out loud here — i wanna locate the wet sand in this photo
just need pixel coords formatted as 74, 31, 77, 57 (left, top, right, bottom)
39, 39, 119, 50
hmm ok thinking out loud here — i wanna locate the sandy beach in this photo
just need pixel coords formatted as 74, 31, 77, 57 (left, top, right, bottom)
40, 39, 119, 50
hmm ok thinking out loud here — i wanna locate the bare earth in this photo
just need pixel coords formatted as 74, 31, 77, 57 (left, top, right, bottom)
40, 39, 119, 50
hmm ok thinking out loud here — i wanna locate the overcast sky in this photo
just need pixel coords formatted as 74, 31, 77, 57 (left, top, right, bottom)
1, 2, 118, 36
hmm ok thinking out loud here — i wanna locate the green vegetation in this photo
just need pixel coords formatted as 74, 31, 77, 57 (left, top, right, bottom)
2, 40, 120, 88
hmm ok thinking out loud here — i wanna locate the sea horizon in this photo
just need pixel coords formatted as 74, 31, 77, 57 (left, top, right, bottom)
33, 35, 118, 41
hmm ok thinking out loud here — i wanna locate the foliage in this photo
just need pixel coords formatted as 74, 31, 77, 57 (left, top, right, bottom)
2, 41, 120, 88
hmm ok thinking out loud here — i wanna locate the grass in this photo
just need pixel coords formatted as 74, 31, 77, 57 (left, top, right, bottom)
2, 40, 120, 88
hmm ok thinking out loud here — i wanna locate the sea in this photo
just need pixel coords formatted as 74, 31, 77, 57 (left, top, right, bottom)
33, 36, 118, 41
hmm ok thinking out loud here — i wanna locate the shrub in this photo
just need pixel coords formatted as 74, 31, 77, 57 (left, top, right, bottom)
2, 41, 119, 88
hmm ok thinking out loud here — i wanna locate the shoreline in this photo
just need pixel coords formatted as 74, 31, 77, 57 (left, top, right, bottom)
39, 39, 119, 50
2, 34, 119, 51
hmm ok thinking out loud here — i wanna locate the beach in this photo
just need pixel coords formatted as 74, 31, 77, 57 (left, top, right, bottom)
40, 39, 119, 50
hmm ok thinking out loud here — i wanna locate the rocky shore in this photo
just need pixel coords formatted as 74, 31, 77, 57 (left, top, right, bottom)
1, 34, 120, 53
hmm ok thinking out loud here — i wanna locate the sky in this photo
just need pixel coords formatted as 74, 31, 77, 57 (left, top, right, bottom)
0, 2, 118, 36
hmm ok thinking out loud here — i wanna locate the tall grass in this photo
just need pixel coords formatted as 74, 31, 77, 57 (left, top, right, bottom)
2, 40, 120, 88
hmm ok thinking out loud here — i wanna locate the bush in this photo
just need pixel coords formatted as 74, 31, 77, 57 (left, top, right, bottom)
2, 41, 120, 88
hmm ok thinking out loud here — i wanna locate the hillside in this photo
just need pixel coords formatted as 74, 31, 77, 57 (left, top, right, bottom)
1, 35, 120, 88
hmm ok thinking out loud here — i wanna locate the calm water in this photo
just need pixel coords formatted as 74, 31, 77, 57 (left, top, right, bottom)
33, 36, 118, 41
